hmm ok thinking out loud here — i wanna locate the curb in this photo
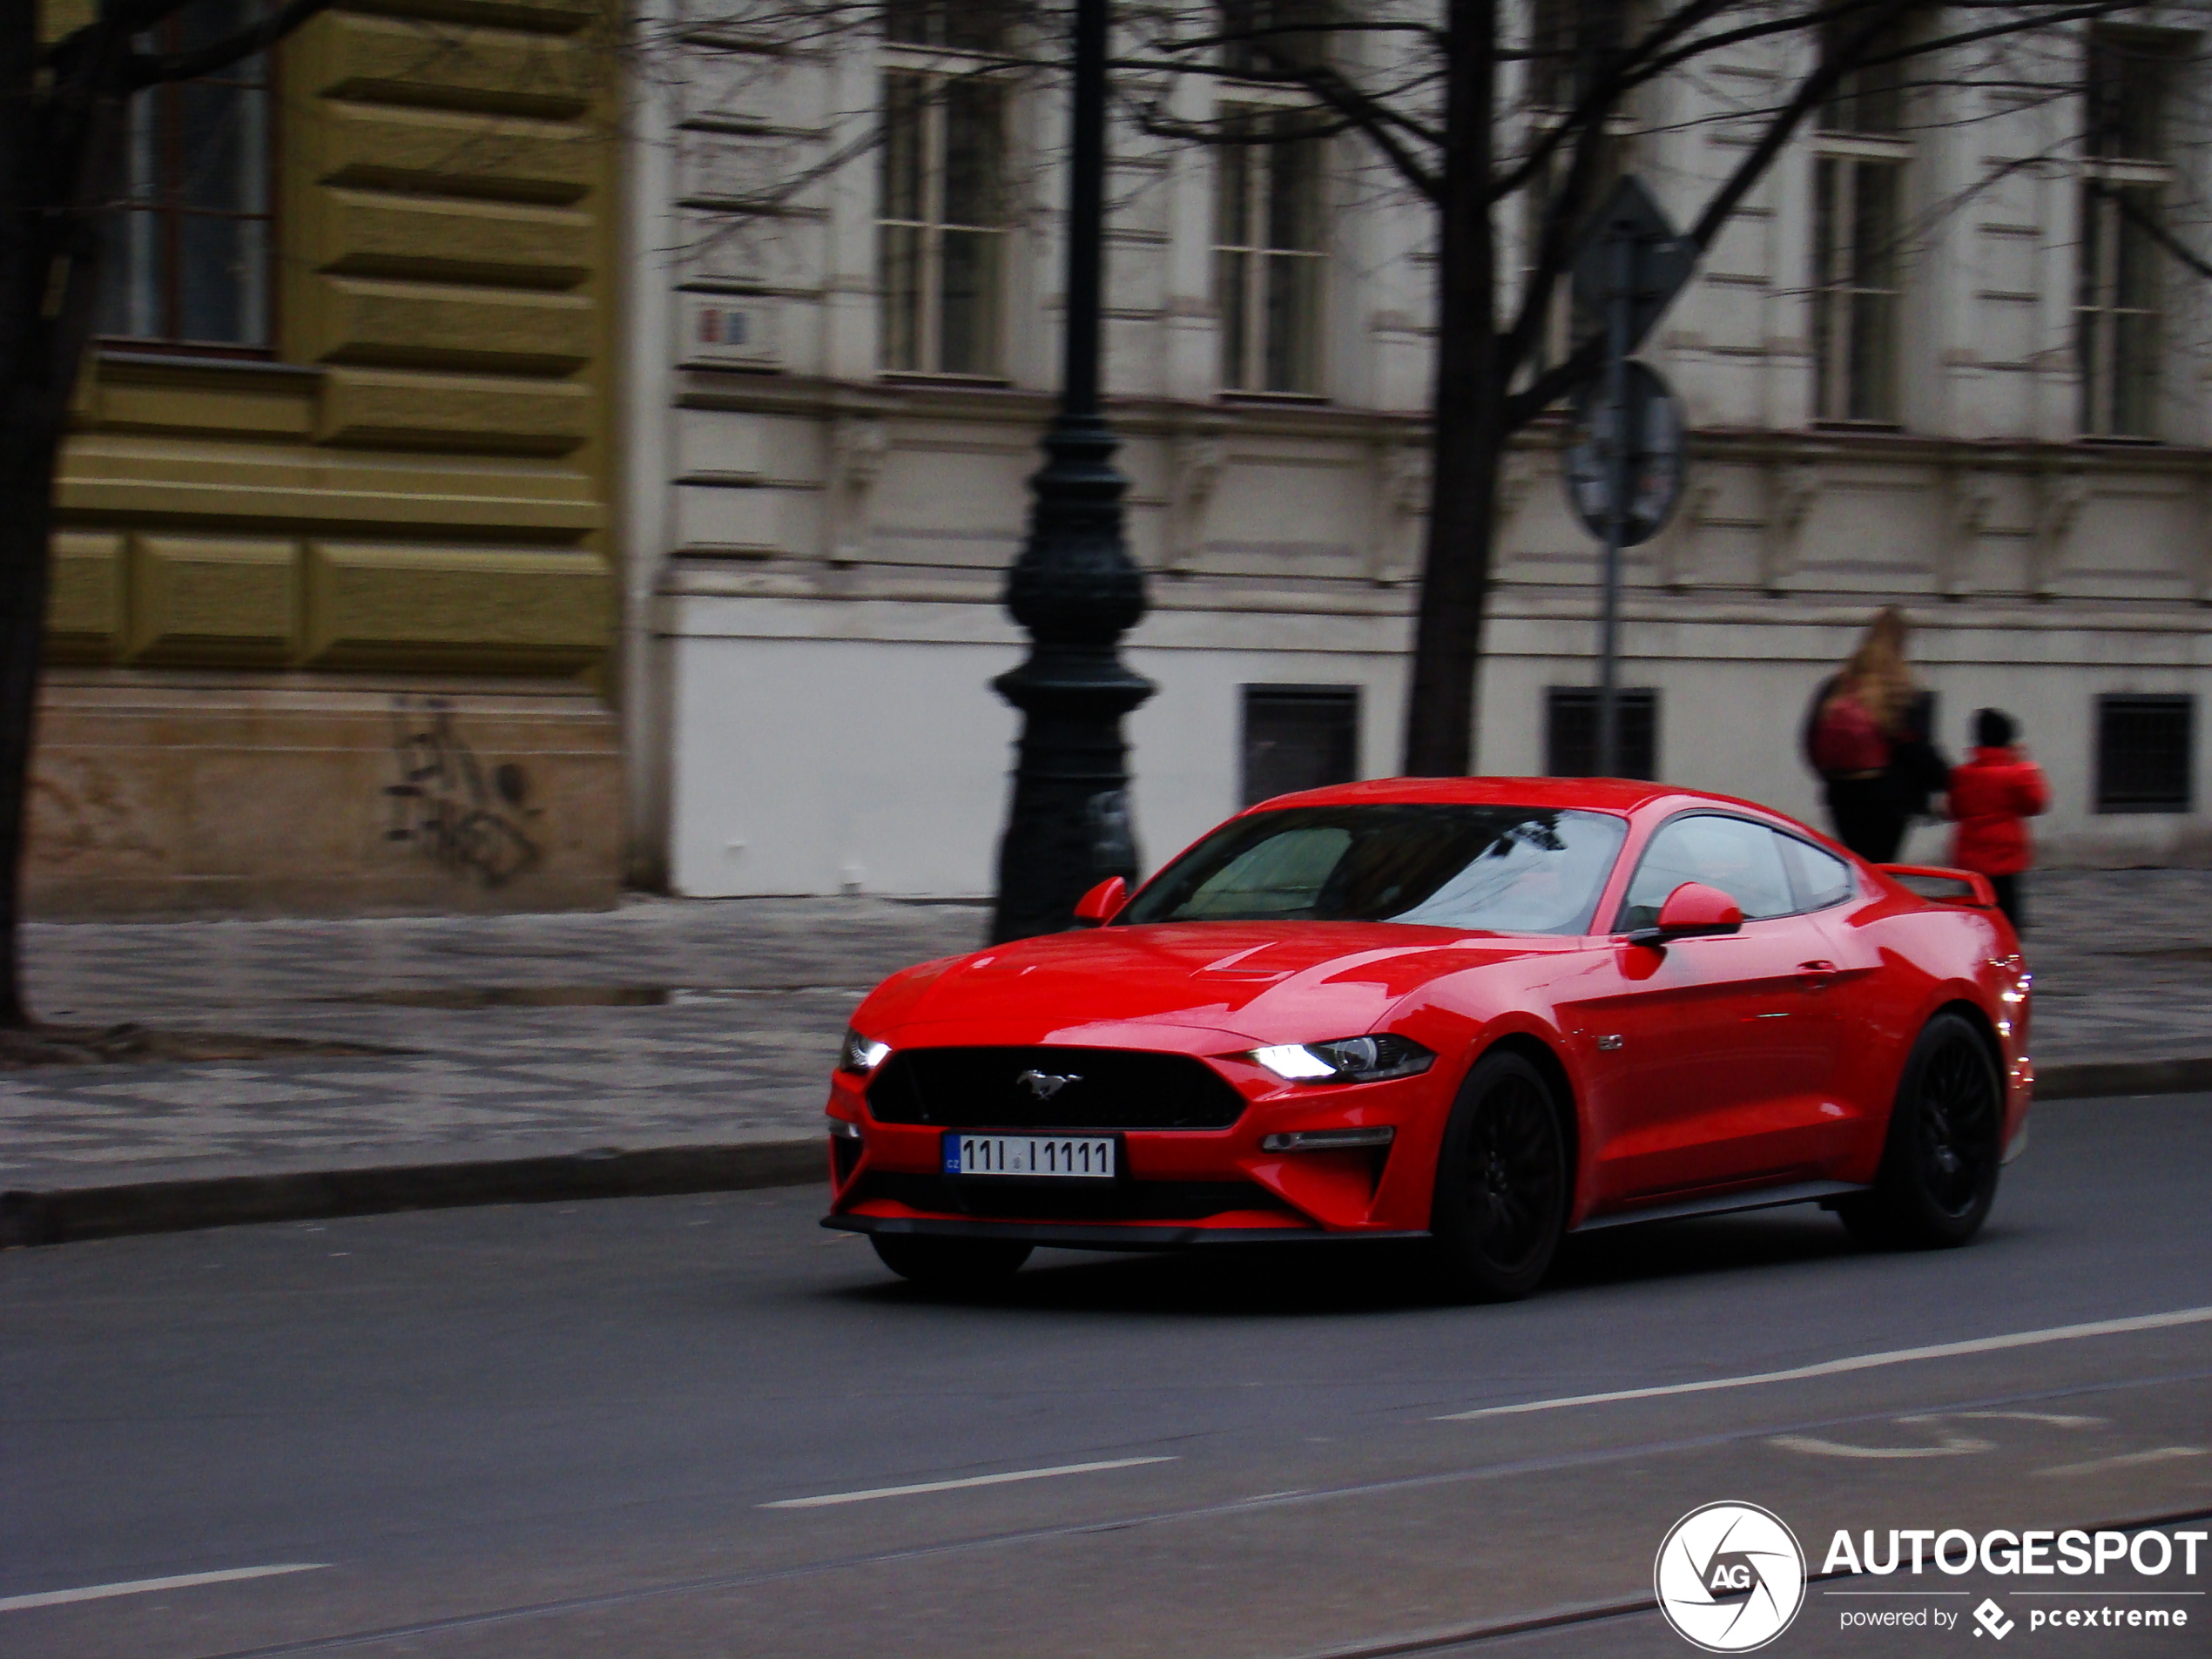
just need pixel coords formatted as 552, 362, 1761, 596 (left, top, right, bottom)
2035, 1057, 2212, 1101
3, 1060, 2205, 1249
0, 1138, 826, 1249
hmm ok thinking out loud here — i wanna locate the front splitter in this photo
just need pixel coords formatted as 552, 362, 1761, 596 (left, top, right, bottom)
821, 1212, 1429, 1252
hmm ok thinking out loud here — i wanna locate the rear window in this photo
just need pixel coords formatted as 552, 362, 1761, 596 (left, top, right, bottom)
1117, 805, 1629, 935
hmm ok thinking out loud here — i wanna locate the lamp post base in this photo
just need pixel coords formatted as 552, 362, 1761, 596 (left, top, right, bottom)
990, 647, 1153, 943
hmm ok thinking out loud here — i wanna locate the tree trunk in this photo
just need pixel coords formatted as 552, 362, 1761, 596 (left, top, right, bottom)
1400, 0, 1500, 778
0, 17, 125, 1027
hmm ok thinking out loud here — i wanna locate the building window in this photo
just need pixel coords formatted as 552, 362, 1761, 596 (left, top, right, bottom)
1811, 155, 1902, 423
1809, 17, 1908, 425
1526, 0, 1622, 113
1218, 0, 1334, 80
2086, 27, 2165, 163
1215, 111, 1325, 394
883, 0, 1011, 51
2078, 185, 2162, 438
2079, 29, 2169, 439
98, 4, 274, 351
879, 27, 1009, 377
2095, 694, 2194, 813
1545, 686, 1658, 780
1243, 685, 1359, 806
1817, 17, 1908, 136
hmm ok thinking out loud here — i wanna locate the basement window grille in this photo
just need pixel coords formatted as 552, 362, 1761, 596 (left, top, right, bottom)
2095, 695, 2194, 813
1546, 686, 1659, 781
1243, 685, 1359, 807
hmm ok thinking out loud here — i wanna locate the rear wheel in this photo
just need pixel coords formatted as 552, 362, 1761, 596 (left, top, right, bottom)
868, 1232, 1032, 1287
1428, 1049, 1570, 1302
1838, 1012, 2003, 1250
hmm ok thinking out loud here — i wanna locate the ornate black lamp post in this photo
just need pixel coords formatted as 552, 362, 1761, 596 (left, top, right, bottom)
988, 0, 1152, 944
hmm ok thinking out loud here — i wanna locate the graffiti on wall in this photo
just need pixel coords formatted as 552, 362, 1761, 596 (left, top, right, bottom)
385, 698, 543, 887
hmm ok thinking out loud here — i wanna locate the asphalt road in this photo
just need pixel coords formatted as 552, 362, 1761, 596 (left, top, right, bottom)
6, 1096, 2210, 1659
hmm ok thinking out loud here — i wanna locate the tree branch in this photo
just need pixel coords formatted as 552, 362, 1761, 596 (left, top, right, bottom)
125, 0, 335, 88
2107, 180, 2212, 286
1501, 0, 1930, 428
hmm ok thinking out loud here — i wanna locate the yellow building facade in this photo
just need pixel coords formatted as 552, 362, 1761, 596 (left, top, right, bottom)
32, 0, 621, 915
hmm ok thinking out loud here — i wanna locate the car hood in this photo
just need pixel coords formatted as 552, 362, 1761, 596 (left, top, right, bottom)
856, 921, 1588, 1049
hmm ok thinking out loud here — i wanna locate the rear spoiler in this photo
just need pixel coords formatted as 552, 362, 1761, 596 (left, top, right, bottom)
1877, 864, 1998, 909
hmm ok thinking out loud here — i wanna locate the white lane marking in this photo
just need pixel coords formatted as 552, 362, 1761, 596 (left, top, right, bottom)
1921, 1411, 2104, 1427
1436, 1305, 2212, 1420
0, 1564, 327, 1614
2035, 1447, 2209, 1478
761, 1455, 1177, 1509
1769, 1431, 1994, 1460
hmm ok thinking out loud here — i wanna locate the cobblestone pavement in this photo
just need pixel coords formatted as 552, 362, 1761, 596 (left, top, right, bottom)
4, 870, 2209, 1191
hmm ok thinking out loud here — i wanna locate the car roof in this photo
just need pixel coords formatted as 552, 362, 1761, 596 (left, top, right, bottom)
1244, 776, 1761, 818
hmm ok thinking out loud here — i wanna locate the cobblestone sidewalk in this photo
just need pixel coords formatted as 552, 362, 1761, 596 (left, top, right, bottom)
4, 871, 2209, 1195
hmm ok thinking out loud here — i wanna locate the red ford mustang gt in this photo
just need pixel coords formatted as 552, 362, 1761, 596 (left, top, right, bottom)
821, 779, 2032, 1298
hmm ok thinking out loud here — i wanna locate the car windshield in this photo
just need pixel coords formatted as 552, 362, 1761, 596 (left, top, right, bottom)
1116, 805, 1629, 934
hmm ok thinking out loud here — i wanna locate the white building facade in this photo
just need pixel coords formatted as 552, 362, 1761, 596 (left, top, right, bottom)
621, 3, 2212, 900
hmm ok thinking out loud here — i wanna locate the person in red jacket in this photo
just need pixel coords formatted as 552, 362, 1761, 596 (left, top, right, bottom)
1947, 708, 2050, 932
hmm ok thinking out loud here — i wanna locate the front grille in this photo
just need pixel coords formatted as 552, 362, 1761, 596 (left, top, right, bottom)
867, 1046, 1246, 1131
853, 1171, 1280, 1223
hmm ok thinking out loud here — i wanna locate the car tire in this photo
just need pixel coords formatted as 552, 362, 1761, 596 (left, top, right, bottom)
1838, 1012, 2004, 1251
1427, 1049, 1571, 1302
868, 1233, 1033, 1287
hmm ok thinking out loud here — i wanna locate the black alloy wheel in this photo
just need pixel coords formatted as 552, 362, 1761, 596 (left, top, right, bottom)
1429, 1049, 1570, 1302
869, 1232, 1034, 1288
1839, 1011, 2004, 1250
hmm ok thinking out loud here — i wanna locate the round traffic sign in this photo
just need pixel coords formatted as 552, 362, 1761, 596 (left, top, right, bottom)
1563, 361, 1684, 548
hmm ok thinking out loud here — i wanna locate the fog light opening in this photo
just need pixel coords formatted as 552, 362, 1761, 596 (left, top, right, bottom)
827, 1116, 864, 1182
1260, 1127, 1396, 1152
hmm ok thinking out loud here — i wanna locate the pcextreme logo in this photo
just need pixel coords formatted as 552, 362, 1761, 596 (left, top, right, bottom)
1656, 1501, 1809, 1653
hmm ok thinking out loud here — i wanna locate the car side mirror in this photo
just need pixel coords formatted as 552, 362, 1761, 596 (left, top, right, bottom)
1073, 876, 1127, 927
1626, 881, 1743, 947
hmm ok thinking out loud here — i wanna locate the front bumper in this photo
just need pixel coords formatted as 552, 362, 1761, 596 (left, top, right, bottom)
821, 1049, 1451, 1241
823, 1211, 1429, 1251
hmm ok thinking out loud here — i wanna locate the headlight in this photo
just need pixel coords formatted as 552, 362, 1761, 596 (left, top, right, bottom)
837, 1028, 890, 1074
1248, 1035, 1435, 1084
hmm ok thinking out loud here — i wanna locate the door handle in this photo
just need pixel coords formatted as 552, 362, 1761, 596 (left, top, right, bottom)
1797, 959, 1839, 989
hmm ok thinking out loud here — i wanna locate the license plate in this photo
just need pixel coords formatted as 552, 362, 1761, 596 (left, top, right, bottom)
943, 1133, 1116, 1179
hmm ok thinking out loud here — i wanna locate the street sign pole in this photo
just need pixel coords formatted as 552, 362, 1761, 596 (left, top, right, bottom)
1568, 176, 1694, 779
1598, 226, 1631, 779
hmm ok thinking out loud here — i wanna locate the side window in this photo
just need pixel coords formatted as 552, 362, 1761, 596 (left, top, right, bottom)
1619, 815, 1797, 930
1777, 835, 1855, 911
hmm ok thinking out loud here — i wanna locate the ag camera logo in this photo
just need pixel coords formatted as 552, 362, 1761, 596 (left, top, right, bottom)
1656, 1501, 1807, 1652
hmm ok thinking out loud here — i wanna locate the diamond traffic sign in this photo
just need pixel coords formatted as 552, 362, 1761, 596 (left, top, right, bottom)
1569, 176, 1696, 355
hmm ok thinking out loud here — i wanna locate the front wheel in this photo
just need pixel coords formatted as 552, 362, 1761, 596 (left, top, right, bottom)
1838, 1012, 2003, 1251
868, 1232, 1033, 1288
1428, 1049, 1570, 1302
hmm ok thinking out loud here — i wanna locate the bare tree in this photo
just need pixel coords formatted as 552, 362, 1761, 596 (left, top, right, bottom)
0, 0, 355, 1026
1122, 0, 2147, 775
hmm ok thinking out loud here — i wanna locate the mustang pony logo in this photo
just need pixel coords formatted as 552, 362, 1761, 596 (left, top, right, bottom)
1015, 1069, 1081, 1100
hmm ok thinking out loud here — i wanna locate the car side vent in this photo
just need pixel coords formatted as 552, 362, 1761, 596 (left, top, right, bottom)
867, 1047, 1247, 1130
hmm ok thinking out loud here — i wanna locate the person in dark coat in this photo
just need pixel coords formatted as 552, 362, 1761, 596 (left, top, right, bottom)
1802, 607, 1950, 862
